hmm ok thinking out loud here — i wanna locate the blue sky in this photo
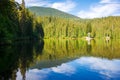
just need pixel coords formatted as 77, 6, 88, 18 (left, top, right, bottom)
15, 0, 120, 18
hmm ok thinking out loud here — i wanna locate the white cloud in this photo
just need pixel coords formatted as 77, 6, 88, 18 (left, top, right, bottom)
100, 0, 120, 3
16, 63, 75, 80
76, 57, 120, 78
15, 0, 51, 7
51, 63, 75, 75
77, 0, 120, 18
100, 0, 112, 3
51, 0, 76, 12
77, 57, 120, 71
16, 68, 51, 80
15, 0, 76, 12
15, 0, 21, 3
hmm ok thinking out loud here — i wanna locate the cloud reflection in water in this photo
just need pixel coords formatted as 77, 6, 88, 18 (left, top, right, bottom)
76, 57, 120, 79
17, 57, 120, 80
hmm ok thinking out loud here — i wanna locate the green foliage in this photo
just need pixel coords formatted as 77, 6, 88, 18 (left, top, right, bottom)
34, 39, 120, 61
34, 22, 44, 39
0, 1, 17, 43
91, 16, 120, 39
36, 16, 87, 38
1, 0, 120, 44
86, 22, 92, 33
35, 16, 120, 39
0, 0, 44, 44
28, 6, 120, 39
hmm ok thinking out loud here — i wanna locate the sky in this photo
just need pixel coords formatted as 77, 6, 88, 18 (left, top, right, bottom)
15, 0, 120, 18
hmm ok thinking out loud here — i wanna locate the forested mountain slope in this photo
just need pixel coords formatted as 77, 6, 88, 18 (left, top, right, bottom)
28, 6, 80, 19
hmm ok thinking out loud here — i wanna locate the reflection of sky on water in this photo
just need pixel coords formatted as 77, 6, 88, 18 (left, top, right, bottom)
76, 57, 120, 80
17, 57, 120, 80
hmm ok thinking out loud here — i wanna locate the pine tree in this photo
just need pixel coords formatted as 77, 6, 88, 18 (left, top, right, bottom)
19, 0, 26, 36
22, 0, 25, 9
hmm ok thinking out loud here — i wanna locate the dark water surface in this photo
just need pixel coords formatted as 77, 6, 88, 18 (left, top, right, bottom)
0, 39, 120, 80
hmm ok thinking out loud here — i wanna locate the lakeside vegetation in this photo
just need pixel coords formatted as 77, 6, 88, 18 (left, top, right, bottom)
0, 1, 120, 45
0, 0, 44, 44
36, 16, 120, 39
28, 7, 120, 39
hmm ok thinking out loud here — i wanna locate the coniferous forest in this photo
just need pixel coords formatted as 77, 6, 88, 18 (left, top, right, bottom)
0, 0, 44, 44
35, 16, 120, 39
0, 0, 120, 44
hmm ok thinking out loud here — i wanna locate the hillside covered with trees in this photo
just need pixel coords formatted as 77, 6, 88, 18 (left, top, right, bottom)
28, 6, 80, 19
28, 6, 120, 39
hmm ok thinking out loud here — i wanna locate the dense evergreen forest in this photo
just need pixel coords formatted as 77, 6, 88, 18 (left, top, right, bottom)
0, 0, 120, 45
28, 6, 120, 39
0, 0, 44, 44
36, 16, 120, 39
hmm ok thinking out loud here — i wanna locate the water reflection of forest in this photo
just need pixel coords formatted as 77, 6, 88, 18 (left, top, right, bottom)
0, 39, 120, 80
41, 39, 120, 60
0, 40, 44, 80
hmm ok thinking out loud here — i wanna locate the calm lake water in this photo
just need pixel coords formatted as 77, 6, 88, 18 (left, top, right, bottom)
0, 39, 120, 80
